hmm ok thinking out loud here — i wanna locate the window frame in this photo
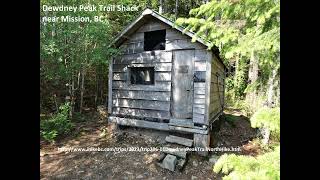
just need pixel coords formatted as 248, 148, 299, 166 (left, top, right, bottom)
128, 66, 155, 86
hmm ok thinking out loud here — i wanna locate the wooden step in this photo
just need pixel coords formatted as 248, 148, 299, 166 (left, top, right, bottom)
165, 135, 193, 147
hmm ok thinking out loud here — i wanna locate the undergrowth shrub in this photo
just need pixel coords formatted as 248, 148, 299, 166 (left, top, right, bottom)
213, 146, 280, 180
225, 90, 236, 107
40, 102, 74, 142
250, 107, 280, 141
225, 90, 253, 116
233, 100, 253, 116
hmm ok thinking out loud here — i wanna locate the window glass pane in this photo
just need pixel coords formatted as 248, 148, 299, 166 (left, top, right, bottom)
130, 67, 155, 85
194, 71, 206, 82
144, 30, 166, 51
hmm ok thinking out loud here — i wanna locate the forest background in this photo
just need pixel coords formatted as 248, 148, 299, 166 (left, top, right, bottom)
40, 0, 280, 179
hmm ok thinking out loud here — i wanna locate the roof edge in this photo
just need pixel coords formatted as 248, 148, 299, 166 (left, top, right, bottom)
109, 8, 211, 48
109, 8, 226, 68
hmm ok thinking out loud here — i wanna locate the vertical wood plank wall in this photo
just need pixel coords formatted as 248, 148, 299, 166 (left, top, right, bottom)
193, 50, 209, 125
208, 54, 225, 122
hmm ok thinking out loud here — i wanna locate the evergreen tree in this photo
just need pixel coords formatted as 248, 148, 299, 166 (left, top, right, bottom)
176, 0, 280, 105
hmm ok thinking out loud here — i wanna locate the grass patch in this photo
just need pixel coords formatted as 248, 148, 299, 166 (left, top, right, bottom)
214, 146, 280, 180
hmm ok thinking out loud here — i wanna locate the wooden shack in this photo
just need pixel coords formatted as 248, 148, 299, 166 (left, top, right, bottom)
108, 8, 226, 154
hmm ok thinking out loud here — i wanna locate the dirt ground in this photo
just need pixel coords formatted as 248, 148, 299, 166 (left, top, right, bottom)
40, 108, 257, 180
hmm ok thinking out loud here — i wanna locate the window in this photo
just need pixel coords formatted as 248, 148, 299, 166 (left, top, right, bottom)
144, 30, 166, 51
130, 67, 155, 85
194, 71, 206, 82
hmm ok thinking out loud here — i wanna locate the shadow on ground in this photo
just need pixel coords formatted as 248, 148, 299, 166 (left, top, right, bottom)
40, 109, 257, 179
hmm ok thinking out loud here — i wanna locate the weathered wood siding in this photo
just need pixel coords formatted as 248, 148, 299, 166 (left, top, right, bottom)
119, 19, 206, 55
208, 54, 225, 122
111, 50, 172, 119
111, 18, 212, 122
192, 50, 209, 125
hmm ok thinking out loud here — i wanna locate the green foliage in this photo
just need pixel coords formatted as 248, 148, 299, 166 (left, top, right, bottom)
244, 80, 260, 94
180, 0, 279, 58
224, 59, 249, 102
224, 90, 253, 116
213, 146, 280, 180
40, 102, 74, 142
234, 100, 254, 116
224, 89, 236, 107
41, 130, 58, 142
225, 114, 238, 122
72, 112, 86, 122
40, 0, 143, 111
233, 59, 249, 98
176, 0, 280, 101
224, 114, 239, 127
250, 107, 280, 140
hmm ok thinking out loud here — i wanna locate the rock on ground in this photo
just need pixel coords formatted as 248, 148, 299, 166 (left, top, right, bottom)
162, 154, 177, 172
209, 155, 220, 165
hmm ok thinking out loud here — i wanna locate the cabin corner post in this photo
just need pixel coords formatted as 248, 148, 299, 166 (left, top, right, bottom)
194, 51, 212, 156
204, 51, 212, 125
194, 133, 210, 156
107, 57, 113, 115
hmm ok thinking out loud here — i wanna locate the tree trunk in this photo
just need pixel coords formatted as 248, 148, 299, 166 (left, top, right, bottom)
80, 69, 85, 114
248, 51, 259, 83
53, 94, 58, 113
215, 0, 221, 20
159, 0, 164, 14
246, 51, 259, 111
275, 75, 280, 106
70, 74, 75, 118
80, 34, 88, 113
260, 68, 279, 145
261, 127, 270, 145
260, 71, 276, 145
94, 66, 98, 108
175, 0, 179, 19
100, 69, 104, 106
266, 69, 277, 107
267, 64, 278, 107
233, 54, 239, 100
77, 70, 81, 90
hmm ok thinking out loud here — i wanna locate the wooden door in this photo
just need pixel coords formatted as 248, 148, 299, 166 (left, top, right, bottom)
171, 50, 194, 119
